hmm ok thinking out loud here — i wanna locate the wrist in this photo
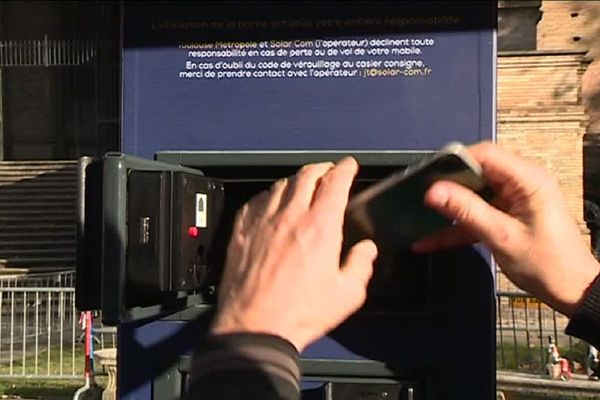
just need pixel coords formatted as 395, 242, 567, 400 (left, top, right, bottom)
204, 331, 300, 356
211, 315, 306, 352
559, 253, 600, 317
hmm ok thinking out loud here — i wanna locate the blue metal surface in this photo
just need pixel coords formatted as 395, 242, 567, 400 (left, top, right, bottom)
301, 248, 496, 398
118, 313, 213, 399
122, 2, 495, 158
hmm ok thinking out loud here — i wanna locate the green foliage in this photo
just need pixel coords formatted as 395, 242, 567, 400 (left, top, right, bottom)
0, 379, 83, 399
0, 344, 85, 376
498, 339, 592, 373
497, 341, 546, 371
0, 344, 108, 398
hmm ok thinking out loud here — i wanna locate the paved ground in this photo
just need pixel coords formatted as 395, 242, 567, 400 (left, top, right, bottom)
498, 370, 600, 397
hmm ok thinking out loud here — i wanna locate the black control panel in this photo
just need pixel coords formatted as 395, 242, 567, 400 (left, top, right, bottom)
76, 154, 224, 323
126, 170, 224, 308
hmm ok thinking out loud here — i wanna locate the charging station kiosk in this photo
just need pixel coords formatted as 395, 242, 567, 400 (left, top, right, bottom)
77, 2, 497, 398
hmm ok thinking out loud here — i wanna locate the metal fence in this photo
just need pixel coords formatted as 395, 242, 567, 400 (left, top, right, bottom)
0, 270, 75, 288
497, 290, 590, 375
0, 36, 96, 67
0, 37, 119, 68
0, 273, 590, 379
0, 273, 115, 379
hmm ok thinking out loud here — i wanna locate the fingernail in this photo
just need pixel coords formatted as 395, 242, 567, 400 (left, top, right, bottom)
367, 241, 378, 258
427, 185, 449, 207
339, 156, 357, 167
362, 240, 378, 259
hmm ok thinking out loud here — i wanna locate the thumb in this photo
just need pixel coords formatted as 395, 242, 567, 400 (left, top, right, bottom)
341, 239, 377, 286
424, 181, 518, 251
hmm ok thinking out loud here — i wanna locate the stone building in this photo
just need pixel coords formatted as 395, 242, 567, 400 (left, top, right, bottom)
538, 1, 600, 137
0, 1, 120, 160
495, 1, 600, 293
538, 1, 600, 250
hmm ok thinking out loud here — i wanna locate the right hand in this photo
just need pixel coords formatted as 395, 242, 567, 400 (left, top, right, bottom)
211, 157, 377, 352
412, 141, 600, 317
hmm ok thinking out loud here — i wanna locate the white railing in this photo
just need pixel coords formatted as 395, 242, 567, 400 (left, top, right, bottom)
0, 287, 79, 378
0, 283, 115, 379
0, 36, 96, 67
0, 36, 118, 68
0, 270, 75, 288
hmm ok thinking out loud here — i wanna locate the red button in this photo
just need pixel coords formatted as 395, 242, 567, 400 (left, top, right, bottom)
188, 226, 199, 238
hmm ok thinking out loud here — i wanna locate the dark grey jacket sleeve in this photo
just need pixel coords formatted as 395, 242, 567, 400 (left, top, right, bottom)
566, 275, 600, 348
185, 333, 300, 400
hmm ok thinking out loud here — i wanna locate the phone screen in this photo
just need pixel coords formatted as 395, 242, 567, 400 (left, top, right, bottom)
344, 153, 486, 250
343, 153, 489, 314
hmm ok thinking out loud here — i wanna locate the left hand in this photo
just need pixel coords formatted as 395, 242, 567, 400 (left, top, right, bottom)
412, 142, 599, 316
211, 157, 378, 352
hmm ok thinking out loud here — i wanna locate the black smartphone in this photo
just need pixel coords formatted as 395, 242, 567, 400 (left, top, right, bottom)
344, 143, 491, 250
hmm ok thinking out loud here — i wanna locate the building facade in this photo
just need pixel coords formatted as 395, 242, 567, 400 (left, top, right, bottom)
0, 1, 119, 160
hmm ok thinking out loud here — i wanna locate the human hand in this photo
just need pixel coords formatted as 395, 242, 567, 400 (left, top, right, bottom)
412, 142, 600, 317
210, 157, 378, 351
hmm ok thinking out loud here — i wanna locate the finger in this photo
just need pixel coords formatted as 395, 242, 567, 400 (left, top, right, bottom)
240, 189, 272, 232
233, 201, 251, 235
424, 180, 520, 251
264, 178, 288, 217
226, 201, 255, 271
341, 239, 377, 285
311, 157, 359, 221
411, 225, 477, 253
282, 162, 335, 215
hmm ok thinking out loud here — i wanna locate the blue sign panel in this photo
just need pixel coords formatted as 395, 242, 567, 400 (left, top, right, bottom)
119, 4, 497, 399
122, 2, 495, 158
